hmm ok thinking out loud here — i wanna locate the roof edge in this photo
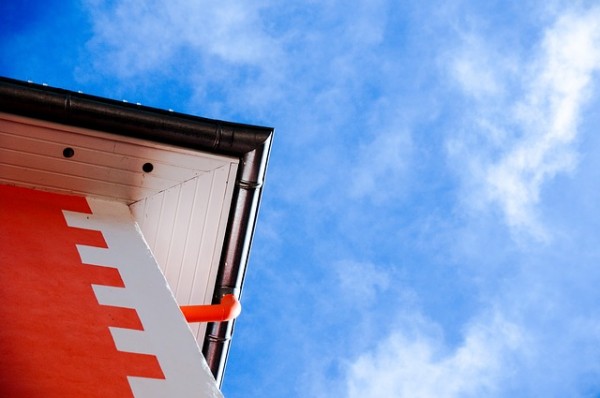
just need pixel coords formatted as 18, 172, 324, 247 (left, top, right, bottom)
0, 77, 273, 157
0, 76, 274, 387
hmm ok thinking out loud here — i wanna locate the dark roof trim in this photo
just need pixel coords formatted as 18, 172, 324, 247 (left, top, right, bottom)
0, 77, 272, 157
0, 77, 274, 387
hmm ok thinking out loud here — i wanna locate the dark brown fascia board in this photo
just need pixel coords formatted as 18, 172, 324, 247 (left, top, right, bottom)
0, 76, 274, 387
0, 77, 272, 156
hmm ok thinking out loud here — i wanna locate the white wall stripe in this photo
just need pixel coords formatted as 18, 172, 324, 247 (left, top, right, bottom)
91, 285, 135, 308
109, 327, 153, 354
64, 198, 223, 398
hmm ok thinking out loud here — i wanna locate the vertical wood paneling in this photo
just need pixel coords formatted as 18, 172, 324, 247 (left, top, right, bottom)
189, 165, 228, 304
130, 163, 238, 342
138, 191, 164, 250
174, 173, 213, 302
162, 179, 197, 293
152, 185, 180, 271
188, 165, 234, 340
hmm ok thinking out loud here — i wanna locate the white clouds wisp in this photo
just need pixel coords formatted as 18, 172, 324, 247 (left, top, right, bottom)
343, 6, 600, 398
450, 7, 600, 237
347, 314, 523, 398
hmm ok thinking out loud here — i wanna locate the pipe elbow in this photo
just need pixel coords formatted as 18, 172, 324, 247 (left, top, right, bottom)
180, 294, 241, 323
220, 294, 242, 321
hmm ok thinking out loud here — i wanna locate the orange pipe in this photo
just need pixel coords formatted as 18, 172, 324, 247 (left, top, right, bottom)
180, 294, 241, 323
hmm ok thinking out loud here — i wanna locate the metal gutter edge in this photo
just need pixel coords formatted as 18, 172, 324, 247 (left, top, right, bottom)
203, 129, 272, 386
0, 77, 271, 156
0, 77, 274, 387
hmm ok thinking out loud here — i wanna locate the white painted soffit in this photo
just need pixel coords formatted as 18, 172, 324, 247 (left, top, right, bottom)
0, 112, 238, 204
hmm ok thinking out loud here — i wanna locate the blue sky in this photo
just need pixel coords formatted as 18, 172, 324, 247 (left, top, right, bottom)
3, 1, 600, 397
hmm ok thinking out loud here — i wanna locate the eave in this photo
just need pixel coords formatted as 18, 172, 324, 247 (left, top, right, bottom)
0, 76, 273, 387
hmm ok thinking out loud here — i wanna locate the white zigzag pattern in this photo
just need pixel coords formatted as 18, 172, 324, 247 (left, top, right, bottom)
63, 198, 222, 398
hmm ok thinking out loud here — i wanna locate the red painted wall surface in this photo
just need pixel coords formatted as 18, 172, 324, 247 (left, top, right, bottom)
0, 185, 164, 397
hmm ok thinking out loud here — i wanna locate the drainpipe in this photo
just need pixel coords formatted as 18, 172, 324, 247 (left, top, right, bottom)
180, 295, 241, 323
202, 135, 272, 386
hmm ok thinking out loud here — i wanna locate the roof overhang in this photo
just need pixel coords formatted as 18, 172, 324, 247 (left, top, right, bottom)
0, 77, 273, 386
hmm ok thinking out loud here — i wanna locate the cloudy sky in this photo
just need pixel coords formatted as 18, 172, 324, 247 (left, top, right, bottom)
3, 0, 600, 397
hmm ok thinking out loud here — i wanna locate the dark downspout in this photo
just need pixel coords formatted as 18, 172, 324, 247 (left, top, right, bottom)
203, 133, 272, 386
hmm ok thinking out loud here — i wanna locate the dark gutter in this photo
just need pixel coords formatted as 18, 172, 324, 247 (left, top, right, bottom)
0, 77, 274, 387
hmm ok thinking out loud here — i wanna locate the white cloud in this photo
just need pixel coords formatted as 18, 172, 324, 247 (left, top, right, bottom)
84, 0, 279, 78
450, 34, 513, 99
346, 313, 523, 398
349, 129, 412, 203
343, 238, 600, 397
334, 260, 390, 305
449, 7, 600, 237
343, 7, 600, 398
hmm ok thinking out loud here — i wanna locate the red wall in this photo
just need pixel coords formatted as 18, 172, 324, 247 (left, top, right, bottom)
0, 185, 163, 397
